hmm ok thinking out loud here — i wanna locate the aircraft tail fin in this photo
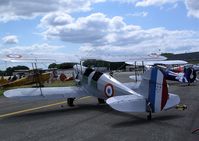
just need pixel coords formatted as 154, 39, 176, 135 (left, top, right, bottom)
137, 67, 171, 112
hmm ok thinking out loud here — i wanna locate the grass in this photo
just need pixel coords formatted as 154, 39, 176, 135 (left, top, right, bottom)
0, 80, 76, 96
0, 89, 4, 96
45, 80, 75, 87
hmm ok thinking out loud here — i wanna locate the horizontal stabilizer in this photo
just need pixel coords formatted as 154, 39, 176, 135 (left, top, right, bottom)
164, 93, 180, 110
106, 95, 146, 112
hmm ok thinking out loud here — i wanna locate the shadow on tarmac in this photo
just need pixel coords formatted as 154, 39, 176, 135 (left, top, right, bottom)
0, 104, 111, 122
111, 114, 184, 128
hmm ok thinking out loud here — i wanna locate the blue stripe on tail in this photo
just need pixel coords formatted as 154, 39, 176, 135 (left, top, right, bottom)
148, 68, 158, 112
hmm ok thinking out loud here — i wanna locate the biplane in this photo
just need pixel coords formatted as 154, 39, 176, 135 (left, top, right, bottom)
126, 60, 197, 85
0, 71, 51, 88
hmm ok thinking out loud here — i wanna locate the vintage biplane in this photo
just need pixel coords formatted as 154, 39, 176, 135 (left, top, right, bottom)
0, 71, 51, 88
126, 60, 197, 85
2, 53, 180, 120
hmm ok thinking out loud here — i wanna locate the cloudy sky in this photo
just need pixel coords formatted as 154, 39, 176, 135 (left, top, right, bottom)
0, 0, 199, 57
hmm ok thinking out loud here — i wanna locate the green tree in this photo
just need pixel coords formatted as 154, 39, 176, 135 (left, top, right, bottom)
5, 66, 29, 76
48, 63, 75, 69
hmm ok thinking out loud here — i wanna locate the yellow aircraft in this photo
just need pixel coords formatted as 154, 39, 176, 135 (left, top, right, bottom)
0, 72, 51, 88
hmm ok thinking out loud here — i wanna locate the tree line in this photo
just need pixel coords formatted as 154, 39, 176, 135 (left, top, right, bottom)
0, 66, 29, 76
0, 61, 127, 76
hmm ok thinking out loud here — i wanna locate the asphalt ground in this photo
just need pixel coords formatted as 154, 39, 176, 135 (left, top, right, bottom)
0, 72, 199, 141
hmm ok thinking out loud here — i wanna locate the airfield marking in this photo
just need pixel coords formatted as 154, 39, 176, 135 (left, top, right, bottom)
0, 96, 91, 118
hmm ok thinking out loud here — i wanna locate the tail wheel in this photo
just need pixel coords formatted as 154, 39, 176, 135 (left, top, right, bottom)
147, 114, 152, 120
67, 98, 75, 107
147, 102, 152, 120
98, 98, 106, 104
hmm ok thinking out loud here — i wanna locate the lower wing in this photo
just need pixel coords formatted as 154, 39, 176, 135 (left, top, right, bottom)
4, 87, 89, 101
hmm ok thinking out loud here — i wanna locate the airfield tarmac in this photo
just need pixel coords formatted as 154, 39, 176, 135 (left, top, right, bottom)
0, 72, 199, 141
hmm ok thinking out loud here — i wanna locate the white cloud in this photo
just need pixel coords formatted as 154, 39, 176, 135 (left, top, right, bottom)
39, 12, 74, 28
0, 43, 63, 54
39, 12, 199, 55
79, 30, 199, 55
116, 0, 199, 19
126, 11, 148, 17
135, 0, 180, 7
185, 0, 199, 18
0, 0, 105, 22
41, 13, 111, 44
1, 0, 199, 56
2, 35, 19, 44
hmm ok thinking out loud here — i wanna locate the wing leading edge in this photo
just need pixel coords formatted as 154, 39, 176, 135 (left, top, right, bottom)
4, 87, 89, 100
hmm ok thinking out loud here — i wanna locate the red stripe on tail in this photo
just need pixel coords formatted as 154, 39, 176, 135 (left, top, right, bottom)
161, 78, 169, 110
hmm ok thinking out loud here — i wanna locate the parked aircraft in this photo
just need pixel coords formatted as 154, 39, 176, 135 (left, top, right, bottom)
126, 60, 197, 85
2, 53, 180, 120
161, 66, 197, 85
0, 72, 51, 88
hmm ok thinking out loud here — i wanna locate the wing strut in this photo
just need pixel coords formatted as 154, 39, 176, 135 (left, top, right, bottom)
32, 62, 43, 96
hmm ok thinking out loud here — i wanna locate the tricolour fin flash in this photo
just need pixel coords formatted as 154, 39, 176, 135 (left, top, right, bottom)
133, 67, 169, 112
147, 67, 169, 112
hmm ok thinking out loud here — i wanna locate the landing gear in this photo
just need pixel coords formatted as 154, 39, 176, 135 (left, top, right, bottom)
67, 98, 75, 107
147, 102, 152, 120
147, 112, 152, 120
98, 98, 106, 104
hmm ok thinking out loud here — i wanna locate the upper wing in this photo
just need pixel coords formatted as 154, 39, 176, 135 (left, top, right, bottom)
4, 86, 89, 100
126, 60, 187, 66
1, 53, 166, 64
100, 53, 167, 62
1, 53, 79, 63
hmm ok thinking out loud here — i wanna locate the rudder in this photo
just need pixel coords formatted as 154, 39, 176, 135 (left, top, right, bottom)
137, 67, 169, 113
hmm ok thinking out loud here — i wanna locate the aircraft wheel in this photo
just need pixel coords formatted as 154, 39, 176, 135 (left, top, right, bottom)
67, 98, 75, 107
147, 112, 152, 120
147, 102, 152, 120
98, 98, 106, 104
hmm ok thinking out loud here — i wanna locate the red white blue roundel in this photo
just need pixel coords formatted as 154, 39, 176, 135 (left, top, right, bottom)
6, 54, 22, 58
104, 83, 114, 98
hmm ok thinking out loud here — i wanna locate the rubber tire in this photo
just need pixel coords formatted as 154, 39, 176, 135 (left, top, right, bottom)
147, 114, 152, 120
98, 98, 106, 104
67, 98, 75, 107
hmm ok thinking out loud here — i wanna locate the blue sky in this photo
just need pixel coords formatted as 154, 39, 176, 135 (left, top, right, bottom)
0, 0, 199, 58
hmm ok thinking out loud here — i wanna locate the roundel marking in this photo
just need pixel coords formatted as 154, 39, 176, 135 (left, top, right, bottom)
104, 83, 114, 98
6, 54, 22, 58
